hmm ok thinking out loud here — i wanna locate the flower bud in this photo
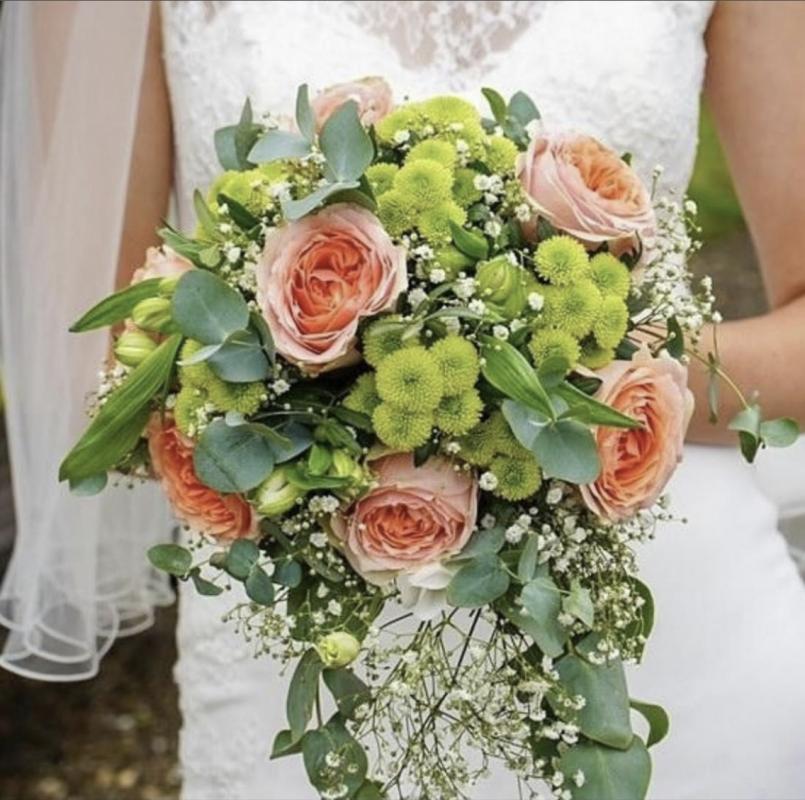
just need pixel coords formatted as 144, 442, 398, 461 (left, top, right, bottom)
158, 274, 184, 297
115, 331, 157, 367
307, 443, 333, 476
255, 467, 304, 517
329, 450, 358, 479
132, 297, 174, 333
475, 256, 533, 320
315, 631, 360, 669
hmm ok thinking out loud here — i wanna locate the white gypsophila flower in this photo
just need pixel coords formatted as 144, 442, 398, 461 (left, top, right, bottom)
309, 532, 328, 548
484, 219, 502, 237
492, 325, 509, 341
468, 299, 486, 315
444, 441, 461, 455
326, 599, 343, 616
454, 277, 476, 299
271, 379, 290, 396
443, 316, 462, 334
505, 524, 525, 544
428, 268, 447, 284
481, 513, 497, 529
528, 292, 545, 311
408, 288, 428, 308
226, 246, 242, 264
479, 472, 498, 491
515, 203, 532, 222
394, 129, 411, 144
546, 486, 563, 505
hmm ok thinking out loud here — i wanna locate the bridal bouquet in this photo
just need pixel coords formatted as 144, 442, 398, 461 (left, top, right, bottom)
61, 79, 797, 799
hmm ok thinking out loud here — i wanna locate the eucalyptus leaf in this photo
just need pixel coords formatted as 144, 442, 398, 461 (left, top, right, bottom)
558, 737, 651, 800
245, 563, 275, 605
665, 316, 685, 359
171, 270, 249, 345
630, 699, 670, 748
319, 101, 374, 182
68, 472, 108, 497
207, 328, 271, 382
190, 570, 224, 597
69, 278, 162, 333
537, 356, 570, 389
507, 91, 541, 126
452, 526, 506, 561
178, 342, 223, 365
728, 404, 762, 462
249, 310, 276, 364
517, 576, 566, 657
533, 420, 601, 484
449, 221, 489, 261
322, 668, 371, 718
266, 422, 315, 464
563, 579, 595, 627
147, 544, 192, 577
302, 715, 367, 797
287, 649, 324, 742
270, 729, 303, 760
218, 193, 261, 232
482, 87, 507, 124
624, 577, 654, 645
282, 180, 360, 221
446, 554, 510, 608
501, 399, 550, 450
274, 559, 303, 588
760, 417, 799, 448
193, 419, 275, 493
248, 130, 312, 164
554, 381, 640, 429
225, 539, 260, 580
295, 83, 316, 143
214, 99, 262, 170
517, 534, 540, 583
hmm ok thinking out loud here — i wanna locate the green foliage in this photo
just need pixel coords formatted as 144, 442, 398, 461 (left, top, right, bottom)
171, 270, 249, 345
287, 649, 324, 743
630, 699, 670, 748
215, 98, 263, 171
447, 554, 510, 608
69, 278, 163, 333
517, 576, 566, 657
148, 543, 193, 577
558, 737, 651, 800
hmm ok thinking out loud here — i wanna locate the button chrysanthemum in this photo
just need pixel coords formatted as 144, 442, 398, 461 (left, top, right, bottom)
375, 346, 444, 412
534, 235, 590, 286
430, 336, 480, 396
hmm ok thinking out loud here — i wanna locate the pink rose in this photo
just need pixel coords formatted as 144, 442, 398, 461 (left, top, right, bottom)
131, 246, 192, 285
517, 133, 656, 258
311, 77, 393, 131
330, 454, 478, 585
148, 417, 256, 541
580, 349, 694, 522
256, 204, 407, 373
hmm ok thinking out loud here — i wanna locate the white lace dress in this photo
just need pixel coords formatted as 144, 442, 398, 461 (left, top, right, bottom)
160, 3, 805, 798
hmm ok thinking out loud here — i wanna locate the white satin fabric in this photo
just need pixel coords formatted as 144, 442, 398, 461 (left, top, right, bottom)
158, 2, 805, 799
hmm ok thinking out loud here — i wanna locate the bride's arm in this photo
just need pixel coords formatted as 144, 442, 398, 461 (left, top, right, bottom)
115, 4, 173, 288
687, 0, 805, 444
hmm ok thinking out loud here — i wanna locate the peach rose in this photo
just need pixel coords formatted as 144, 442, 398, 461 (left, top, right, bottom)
330, 454, 478, 585
517, 133, 656, 258
256, 204, 407, 372
132, 246, 192, 285
311, 77, 393, 131
148, 417, 255, 541
580, 349, 694, 522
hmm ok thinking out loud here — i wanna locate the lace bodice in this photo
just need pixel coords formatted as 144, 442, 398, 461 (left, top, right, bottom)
162, 0, 714, 232
161, 2, 715, 796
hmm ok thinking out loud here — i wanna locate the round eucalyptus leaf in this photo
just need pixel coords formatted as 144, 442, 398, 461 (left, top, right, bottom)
533, 419, 601, 484
558, 737, 651, 800
193, 419, 275, 493
171, 270, 249, 345
68, 472, 108, 497
517, 576, 566, 657
207, 328, 271, 382
446, 554, 510, 608
225, 539, 260, 581
147, 544, 192, 577
245, 564, 275, 605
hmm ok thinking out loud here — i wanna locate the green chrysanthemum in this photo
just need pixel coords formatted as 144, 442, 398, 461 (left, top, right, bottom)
419, 96, 481, 128
490, 454, 542, 501
179, 339, 216, 387
375, 346, 444, 412
394, 159, 454, 210
434, 389, 483, 435
362, 318, 418, 367
375, 105, 422, 145
542, 280, 603, 338
433, 245, 474, 279
485, 136, 519, 174
343, 373, 381, 416
377, 191, 417, 238
417, 201, 467, 246
174, 385, 208, 437
592, 295, 629, 349
452, 168, 483, 209
365, 163, 399, 197
534, 235, 590, 286
589, 252, 632, 299
430, 336, 480, 395
528, 328, 581, 369
456, 411, 518, 466
406, 139, 458, 170
579, 339, 616, 370
372, 403, 433, 451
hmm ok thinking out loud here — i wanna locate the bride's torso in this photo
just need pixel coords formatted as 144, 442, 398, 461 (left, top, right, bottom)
161, 0, 714, 231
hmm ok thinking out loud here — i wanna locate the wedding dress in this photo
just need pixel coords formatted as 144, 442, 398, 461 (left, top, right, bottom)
158, 2, 805, 799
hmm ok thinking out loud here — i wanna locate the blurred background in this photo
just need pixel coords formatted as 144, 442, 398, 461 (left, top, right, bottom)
0, 104, 798, 800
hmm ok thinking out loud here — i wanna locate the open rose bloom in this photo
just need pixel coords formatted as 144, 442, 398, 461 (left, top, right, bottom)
311, 76, 393, 131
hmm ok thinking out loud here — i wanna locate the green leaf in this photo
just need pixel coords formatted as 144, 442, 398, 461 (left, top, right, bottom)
193, 189, 218, 237
282, 180, 361, 221
190, 570, 224, 597
507, 91, 540, 127
537, 356, 570, 389
625, 578, 654, 642
518, 576, 566, 657
68, 472, 108, 496
206, 328, 271, 382
517, 534, 540, 583
449, 221, 489, 261
248, 130, 312, 164
665, 315, 685, 359
287, 649, 324, 742
193, 419, 275, 493
728, 404, 762, 463
286, 464, 353, 492
501, 399, 550, 450
302, 715, 368, 797
147, 544, 192, 577
452, 526, 506, 561
332, 406, 373, 432
554, 382, 641, 429
446, 554, 510, 608
225, 539, 260, 581
630, 699, 670, 748
319, 101, 374, 182
533, 420, 601, 484
59, 335, 181, 481
480, 337, 553, 418
217, 193, 261, 232
249, 310, 276, 364
171, 270, 249, 345
563, 579, 595, 627
245, 564, 275, 605
214, 99, 262, 170
760, 417, 799, 448
555, 654, 633, 748
265, 422, 314, 464
482, 87, 507, 124
274, 559, 303, 588
295, 83, 316, 142
322, 668, 371, 718
270, 729, 303, 760
558, 737, 651, 800
69, 278, 163, 333
355, 781, 385, 800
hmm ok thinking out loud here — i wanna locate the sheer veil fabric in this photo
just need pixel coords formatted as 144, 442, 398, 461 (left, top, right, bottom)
0, 0, 173, 680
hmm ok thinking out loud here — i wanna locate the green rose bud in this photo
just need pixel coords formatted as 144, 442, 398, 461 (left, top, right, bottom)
114, 331, 157, 367
315, 631, 361, 669
330, 449, 358, 479
131, 297, 174, 333
254, 467, 304, 517
307, 443, 333, 476
158, 274, 184, 297
475, 256, 532, 320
